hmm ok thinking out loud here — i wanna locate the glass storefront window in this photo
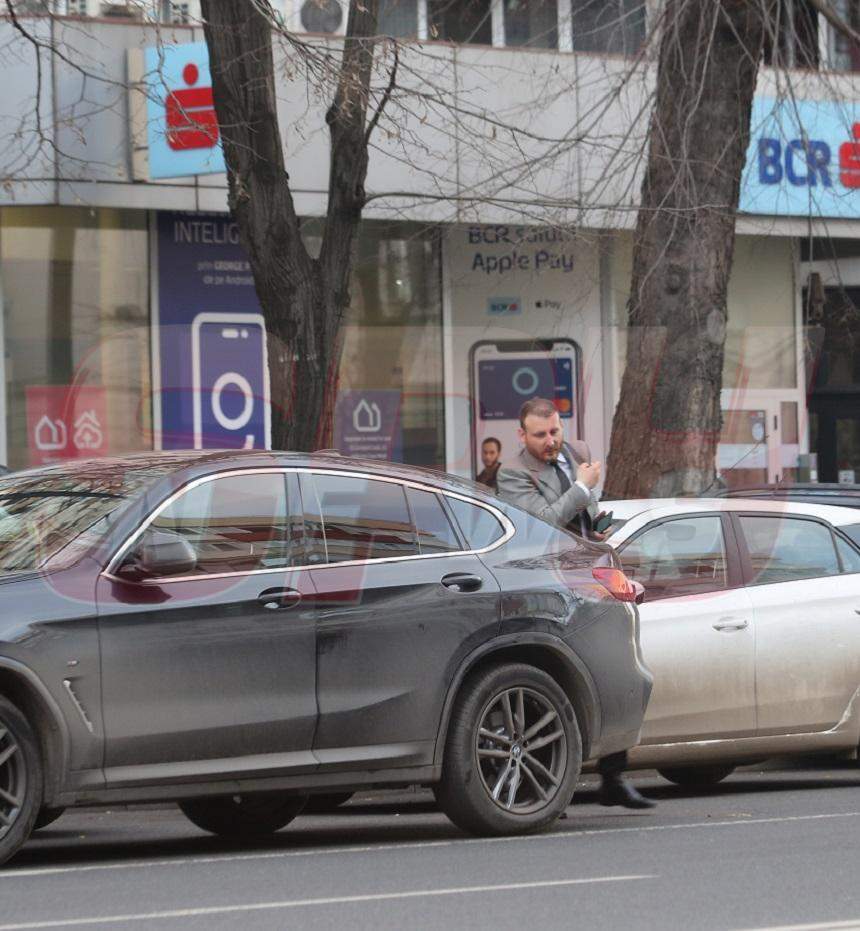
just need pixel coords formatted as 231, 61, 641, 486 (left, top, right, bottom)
0, 207, 151, 471
610, 235, 798, 392
302, 219, 444, 469
504, 0, 558, 49
724, 238, 797, 390
341, 222, 445, 468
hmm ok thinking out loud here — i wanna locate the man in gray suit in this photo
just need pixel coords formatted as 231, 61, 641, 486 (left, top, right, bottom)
496, 397, 655, 810
495, 399, 602, 537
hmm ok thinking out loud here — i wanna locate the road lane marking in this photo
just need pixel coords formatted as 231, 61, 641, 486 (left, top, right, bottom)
737, 921, 860, 931
736, 921, 860, 931
0, 874, 656, 929
6, 809, 860, 880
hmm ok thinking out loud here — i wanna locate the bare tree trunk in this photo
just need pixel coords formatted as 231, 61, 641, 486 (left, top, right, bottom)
200, 0, 379, 451
604, 0, 765, 498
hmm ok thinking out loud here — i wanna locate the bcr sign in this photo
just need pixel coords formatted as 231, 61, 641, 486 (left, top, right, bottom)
741, 97, 860, 218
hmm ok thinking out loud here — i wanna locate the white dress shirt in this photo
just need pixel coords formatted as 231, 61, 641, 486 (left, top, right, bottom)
556, 451, 590, 497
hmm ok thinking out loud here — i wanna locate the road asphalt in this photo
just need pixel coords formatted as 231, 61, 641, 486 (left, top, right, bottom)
2, 759, 860, 931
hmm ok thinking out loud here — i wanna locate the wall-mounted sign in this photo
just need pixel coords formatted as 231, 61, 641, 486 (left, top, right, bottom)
334, 390, 402, 460
26, 386, 108, 466
144, 41, 226, 179
741, 97, 860, 219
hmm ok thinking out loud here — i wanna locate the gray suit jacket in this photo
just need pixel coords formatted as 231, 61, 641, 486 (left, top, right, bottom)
495, 440, 600, 531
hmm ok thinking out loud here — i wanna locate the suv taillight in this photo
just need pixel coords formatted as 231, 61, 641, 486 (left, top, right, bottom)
592, 566, 638, 602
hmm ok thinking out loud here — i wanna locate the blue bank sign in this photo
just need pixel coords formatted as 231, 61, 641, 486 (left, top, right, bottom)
741, 97, 860, 219
144, 41, 226, 179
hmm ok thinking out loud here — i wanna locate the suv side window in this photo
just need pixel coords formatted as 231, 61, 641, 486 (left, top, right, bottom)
307, 474, 419, 563
447, 496, 505, 550
407, 488, 460, 554
618, 516, 727, 600
739, 515, 840, 584
141, 472, 294, 576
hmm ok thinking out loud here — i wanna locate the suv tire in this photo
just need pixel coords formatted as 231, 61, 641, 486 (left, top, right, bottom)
435, 663, 581, 836
0, 696, 43, 865
178, 792, 308, 838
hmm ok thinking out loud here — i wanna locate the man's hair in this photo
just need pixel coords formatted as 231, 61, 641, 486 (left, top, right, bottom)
482, 437, 501, 452
519, 397, 558, 428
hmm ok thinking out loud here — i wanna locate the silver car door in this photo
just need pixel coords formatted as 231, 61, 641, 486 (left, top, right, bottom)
738, 514, 860, 735
618, 513, 757, 743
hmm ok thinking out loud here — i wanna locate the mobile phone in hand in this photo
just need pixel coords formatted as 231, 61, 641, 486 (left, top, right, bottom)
594, 510, 614, 534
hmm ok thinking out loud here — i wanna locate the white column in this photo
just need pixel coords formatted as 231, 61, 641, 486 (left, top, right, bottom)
557, 0, 572, 53
491, 0, 505, 47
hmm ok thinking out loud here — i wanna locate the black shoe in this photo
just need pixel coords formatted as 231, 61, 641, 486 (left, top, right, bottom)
599, 777, 657, 809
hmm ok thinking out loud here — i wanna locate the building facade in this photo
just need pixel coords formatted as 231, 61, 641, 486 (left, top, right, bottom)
2, 2, 859, 487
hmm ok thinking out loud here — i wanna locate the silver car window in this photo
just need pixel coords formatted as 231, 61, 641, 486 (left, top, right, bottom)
739, 516, 839, 584
618, 516, 727, 599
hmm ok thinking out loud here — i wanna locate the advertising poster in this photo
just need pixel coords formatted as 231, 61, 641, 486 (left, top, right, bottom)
26, 386, 108, 466
155, 211, 271, 450
334, 390, 403, 460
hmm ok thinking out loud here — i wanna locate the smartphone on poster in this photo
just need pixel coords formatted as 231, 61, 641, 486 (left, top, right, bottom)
191, 312, 271, 450
469, 339, 581, 478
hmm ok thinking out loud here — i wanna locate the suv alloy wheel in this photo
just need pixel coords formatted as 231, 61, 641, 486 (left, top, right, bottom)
0, 696, 43, 865
435, 663, 581, 835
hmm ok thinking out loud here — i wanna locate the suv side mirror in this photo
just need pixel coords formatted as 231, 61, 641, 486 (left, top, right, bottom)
120, 530, 197, 580
632, 580, 646, 605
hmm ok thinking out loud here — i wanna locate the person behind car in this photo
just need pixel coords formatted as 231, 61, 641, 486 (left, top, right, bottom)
476, 437, 502, 491
496, 396, 656, 810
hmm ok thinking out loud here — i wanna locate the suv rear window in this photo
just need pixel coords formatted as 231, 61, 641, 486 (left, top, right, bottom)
407, 488, 460, 554
447, 497, 505, 550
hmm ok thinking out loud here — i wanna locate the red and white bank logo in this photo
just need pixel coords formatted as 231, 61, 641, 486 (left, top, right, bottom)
165, 62, 219, 152
144, 42, 226, 179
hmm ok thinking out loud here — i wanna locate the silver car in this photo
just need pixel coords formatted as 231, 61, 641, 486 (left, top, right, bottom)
603, 498, 860, 787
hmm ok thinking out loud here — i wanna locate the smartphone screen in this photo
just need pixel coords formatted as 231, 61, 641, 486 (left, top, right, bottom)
191, 312, 271, 449
470, 340, 580, 479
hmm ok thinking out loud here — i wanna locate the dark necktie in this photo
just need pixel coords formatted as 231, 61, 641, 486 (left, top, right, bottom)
552, 461, 571, 493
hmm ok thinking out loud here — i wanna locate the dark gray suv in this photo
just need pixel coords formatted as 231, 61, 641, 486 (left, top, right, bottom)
0, 451, 651, 864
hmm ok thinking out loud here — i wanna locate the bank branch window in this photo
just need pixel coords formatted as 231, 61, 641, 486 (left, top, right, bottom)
335, 221, 445, 469
0, 207, 151, 471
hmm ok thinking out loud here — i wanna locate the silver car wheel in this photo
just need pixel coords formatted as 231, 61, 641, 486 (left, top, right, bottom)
476, 686, 567, 815
0, 723, 26, 843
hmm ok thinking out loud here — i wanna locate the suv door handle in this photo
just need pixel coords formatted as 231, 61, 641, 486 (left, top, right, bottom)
712, 617, 749, 632
441, 573, 484, 593
258, 588, 302, 611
